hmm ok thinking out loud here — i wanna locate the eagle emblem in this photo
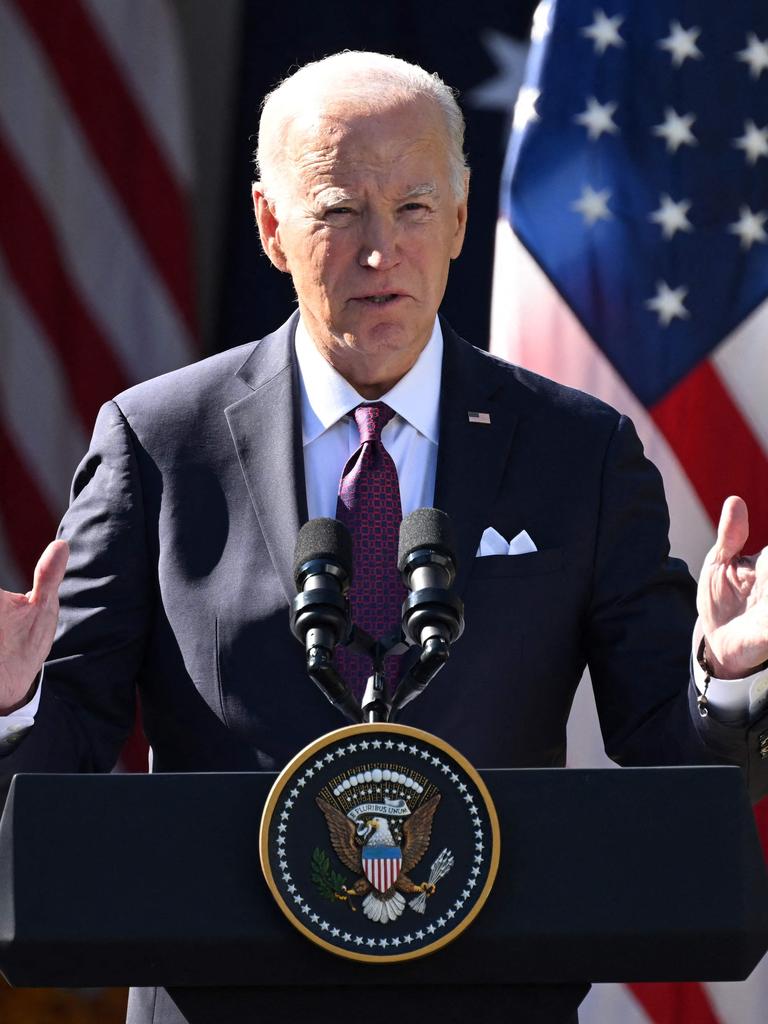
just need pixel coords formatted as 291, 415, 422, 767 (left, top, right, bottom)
315, 764, 452, 923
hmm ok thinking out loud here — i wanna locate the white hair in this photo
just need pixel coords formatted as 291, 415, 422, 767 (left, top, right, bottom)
255, 50, 468, 202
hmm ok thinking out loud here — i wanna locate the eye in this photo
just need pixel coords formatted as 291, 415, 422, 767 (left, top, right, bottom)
400, 202, 431, 215
324, 206, 355, 218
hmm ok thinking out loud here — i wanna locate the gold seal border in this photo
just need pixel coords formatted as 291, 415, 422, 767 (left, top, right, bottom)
259, 722, 501, 964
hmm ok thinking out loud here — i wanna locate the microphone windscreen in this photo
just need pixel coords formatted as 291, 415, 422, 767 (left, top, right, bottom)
293, 518, 353, 584
397, 508, 457, 573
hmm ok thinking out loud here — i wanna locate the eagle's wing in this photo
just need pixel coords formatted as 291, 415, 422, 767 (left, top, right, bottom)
315, 797, 361, 874
401, 793, 441, 873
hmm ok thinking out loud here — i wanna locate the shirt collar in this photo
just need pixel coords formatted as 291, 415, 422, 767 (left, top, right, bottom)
295, 318, 443, 445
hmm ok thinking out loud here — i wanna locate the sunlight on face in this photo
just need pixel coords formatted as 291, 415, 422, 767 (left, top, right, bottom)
258, 95, 468, 396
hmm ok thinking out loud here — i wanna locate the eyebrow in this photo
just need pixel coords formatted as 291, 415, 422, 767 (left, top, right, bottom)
404, 184, 440, 199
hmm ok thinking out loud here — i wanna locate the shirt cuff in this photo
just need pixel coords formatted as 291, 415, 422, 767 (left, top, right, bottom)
0, 672, 42, 746
691, 622, 768, 725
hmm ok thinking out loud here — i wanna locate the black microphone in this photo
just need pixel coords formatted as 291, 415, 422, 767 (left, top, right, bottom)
290, 518, 353, 657
397, 508, 464, 648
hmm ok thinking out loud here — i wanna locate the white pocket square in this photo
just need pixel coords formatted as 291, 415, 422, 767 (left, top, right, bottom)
477, 527, 537, 557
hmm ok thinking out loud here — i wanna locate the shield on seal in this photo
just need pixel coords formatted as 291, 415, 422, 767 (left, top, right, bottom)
362, 846, 402, 892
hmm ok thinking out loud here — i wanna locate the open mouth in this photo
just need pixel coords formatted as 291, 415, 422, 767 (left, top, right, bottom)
357, 294, 402, 305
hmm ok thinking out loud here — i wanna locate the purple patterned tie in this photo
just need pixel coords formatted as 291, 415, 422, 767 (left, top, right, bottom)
335, 402, 406, 699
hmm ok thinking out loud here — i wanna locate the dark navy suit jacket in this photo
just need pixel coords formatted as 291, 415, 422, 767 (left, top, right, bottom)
2, 314, 766, 1023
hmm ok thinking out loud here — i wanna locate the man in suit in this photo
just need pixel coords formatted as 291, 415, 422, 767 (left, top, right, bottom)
1, 50, 767, 1023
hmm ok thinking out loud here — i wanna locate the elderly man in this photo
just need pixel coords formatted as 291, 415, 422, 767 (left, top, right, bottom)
0, 51, 766, 1024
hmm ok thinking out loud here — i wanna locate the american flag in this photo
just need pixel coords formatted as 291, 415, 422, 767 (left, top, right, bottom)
490, 1, 768, 1021
0, 0, 197, 595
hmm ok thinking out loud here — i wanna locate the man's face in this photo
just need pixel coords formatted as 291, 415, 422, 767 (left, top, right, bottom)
253, 95, 468, 396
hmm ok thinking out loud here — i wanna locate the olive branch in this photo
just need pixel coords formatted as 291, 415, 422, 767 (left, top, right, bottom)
311, 847, 349, 902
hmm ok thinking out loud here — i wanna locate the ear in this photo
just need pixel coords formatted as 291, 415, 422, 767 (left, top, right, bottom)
252, 182, 289, 273
449, 170, 470, 261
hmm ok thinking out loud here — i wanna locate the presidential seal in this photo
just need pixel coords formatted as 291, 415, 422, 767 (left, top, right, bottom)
260, 723, 500, 962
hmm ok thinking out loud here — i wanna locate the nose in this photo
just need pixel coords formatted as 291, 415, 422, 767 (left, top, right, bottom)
358, 214, 399, 270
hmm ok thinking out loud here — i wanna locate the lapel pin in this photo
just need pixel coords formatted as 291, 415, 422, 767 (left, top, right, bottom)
468, 411, 491, 425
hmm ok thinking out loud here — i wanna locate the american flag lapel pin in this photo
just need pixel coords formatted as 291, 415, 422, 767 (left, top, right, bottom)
468, 411, 491, 425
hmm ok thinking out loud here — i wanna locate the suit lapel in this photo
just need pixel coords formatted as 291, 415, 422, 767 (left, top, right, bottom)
225, 315, 307, 603
435, 321, 520, 597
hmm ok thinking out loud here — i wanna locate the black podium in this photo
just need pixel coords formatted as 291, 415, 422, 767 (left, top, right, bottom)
1, 766, 766, 1023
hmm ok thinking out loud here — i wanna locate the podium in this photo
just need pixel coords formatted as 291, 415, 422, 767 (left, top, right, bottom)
1, 766, 767, 1024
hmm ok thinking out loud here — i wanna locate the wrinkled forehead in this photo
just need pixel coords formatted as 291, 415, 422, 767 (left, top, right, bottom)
283, 96, 452, 192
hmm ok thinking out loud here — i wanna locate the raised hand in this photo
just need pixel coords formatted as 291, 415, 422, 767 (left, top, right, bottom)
0, 540, 69, 714
697, 497, 768, 679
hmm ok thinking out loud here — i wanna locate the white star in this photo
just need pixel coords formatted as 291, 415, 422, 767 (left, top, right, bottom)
571, 184, 613, 225
512, 86, 541, 134
354, 936, 363, 945
649, 194, 693, 239
458, 783, 468, 793
728, 206, 768, 249
391, 936, 401, 946
359, 740, 369, 750
581, 9, 624, 54
645, 281, 690, 326
437, 916, 447, 927
379, 938, 388, 948
573, 96, 619, 140
371, 739, 382, 749
290, 788, 299, 798
431, 756, 441, 766
320, 921, 330, 931
450, 773, 459, 783
367, 938, 376, 947
652, 108, 697, 153
396, 742, 406, 751
384, 739, 394, 749
427, 924, 436, 934
736, 32, 768, 79
331, 927, 340, 937
415, 930, 425, 940
310, 913, 319, 923
733, 120, 768, 165
347, 743, 357, 752
466, 29, 529, 112
324, 752, 333, 763
418, 748, 429, 758
313, 760, 324, 771
404, 934, 413, 944
657, 21, 703, 67
343, 932, 352, 942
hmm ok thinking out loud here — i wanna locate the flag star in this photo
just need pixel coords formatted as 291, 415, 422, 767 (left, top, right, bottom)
728, 206, 768, 249
397, 742, 407, 751
652, 108, 697, 153
657, 21, 703, 67
447, 909, 456, 919
331, 927, 340, 937
581, 9, 624, 55
290, 788, 299, 798
418, 748, 429, 758
450, 773, 459, 783
513, 85, 541, 134
359, 740, 369, 750
466, 29, 529, 113
320, 921, 330, 931
573, 96, 619, 140
310, 913, 320, 923
404, 934, 413, 944
415, 930, 425, 940
298, 778, 306, 787
314, 760, 324, 771
441, 763, 451, 774
468, 878, 477, 888
367, 938, 376, 947
354, 936, 363, 945
379, 938, 388, 948
645, 281, 690, 326
371, 739, 383, 749
384, 739, 394, 749
427, 924, 436, 934
571, 184, 613, 225
649, 194, 693, 239
347, 743, 357, 752
431, 756, 441, 766
324, 752, 334, 763
391, 936, 401, 946
287, 884, 296, 893
733, 120, 768, 165
437, 917, 447, 927
343, 932, 352, 942
305, 768, 314, 778
458, 783, 468, 792
736, 32, 768, 79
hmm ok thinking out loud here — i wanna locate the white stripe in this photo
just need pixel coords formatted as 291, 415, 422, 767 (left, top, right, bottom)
489, 220, 715, 573
580, 982, 654, 1024
712, 298, 768, 459
81, 0, 193, 188
0, 249, 88, 516
0, 1, 194, 384
705, 952, 768, 1024
0, 517, 25, 594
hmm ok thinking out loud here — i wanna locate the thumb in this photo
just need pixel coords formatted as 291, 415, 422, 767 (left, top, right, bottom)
711, 496, 749, 565
29, 540, 70, 605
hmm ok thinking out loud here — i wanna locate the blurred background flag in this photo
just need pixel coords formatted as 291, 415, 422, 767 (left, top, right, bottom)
0, 0, 198, 594
490, 1, 768, 1021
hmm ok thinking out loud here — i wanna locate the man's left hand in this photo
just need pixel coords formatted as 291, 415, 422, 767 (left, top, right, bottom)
697, 496, 768, 679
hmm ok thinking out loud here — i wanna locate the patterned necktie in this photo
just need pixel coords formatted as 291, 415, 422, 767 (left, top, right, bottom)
335, 402, 406, 700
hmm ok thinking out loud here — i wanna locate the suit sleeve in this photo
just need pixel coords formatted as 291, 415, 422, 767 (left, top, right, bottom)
586, 414, 768, 801
0, 401, 152, 799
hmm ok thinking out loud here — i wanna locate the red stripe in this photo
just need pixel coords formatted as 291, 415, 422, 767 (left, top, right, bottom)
628, 982, 722, 1024
13, 0, 197, 338
651, 361, 768, 550
0, 424, 59, 582
0, 138, 129, 430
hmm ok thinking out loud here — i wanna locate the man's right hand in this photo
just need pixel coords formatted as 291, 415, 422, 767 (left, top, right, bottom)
0, 540, 69, 715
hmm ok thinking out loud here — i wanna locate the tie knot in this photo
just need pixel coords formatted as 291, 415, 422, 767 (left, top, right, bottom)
353, 402, 395, 443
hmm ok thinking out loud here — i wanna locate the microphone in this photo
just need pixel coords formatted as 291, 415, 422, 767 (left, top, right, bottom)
290, 518, 353, 657
397, 508, 464, 649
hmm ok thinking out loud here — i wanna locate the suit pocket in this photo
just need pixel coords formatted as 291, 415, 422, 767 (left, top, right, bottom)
470, 548, 564, 579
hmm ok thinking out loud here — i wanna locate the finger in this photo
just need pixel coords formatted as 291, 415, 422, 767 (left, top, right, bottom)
712, 496, 749, 565
29, 540, 70, 605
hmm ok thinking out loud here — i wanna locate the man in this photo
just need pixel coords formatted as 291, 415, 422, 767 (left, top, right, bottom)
0, 51, 767, 1024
